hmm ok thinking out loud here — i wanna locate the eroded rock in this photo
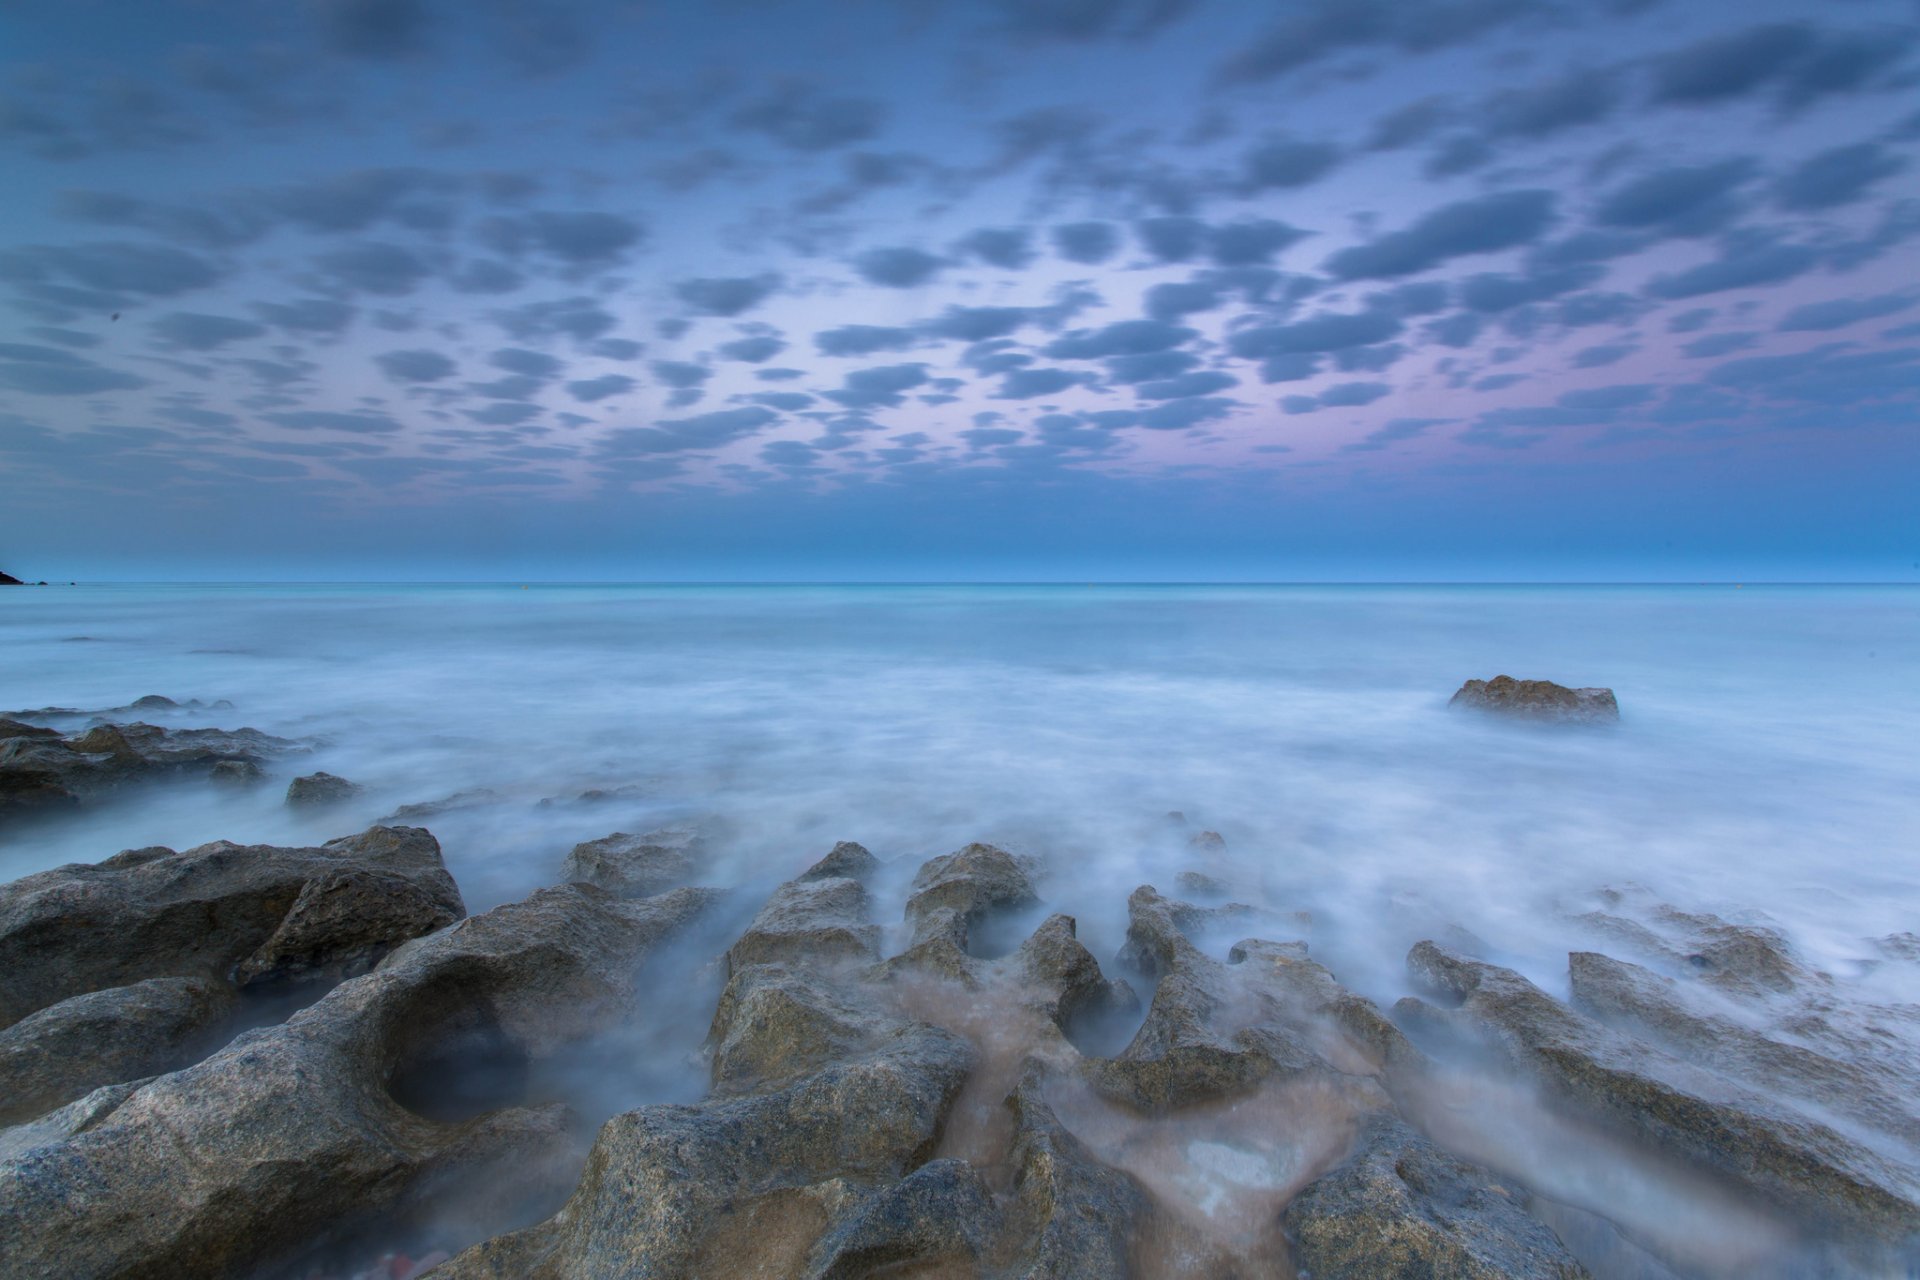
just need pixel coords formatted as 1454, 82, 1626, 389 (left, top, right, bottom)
0, 882, 722, 1279
0, 718, 295, 824
287, 770, 361, 806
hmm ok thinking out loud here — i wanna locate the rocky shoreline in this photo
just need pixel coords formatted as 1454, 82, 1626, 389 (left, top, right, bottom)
2, 685, 1916, 1278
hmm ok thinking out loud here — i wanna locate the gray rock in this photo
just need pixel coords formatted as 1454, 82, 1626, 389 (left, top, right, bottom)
207, 758, 264, 786
0, 977, 235, 1125
1450, 675, 1619, 723
1283, 1113, 1590, 1279
1403, 941, 1920, 1241
0, 825, 463, 1029
286, 770, 360, 806
0, 720, 294, 824
561, 826, 703, 898
0, 882, 722, 1279
889, 841, 1040, 981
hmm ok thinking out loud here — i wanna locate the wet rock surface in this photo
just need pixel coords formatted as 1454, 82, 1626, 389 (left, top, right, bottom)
2, 822, 1915, 1279
287, 770, 363, 806
1451, 675, 1620, 723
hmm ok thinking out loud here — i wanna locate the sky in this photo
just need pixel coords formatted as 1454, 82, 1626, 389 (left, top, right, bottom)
0, 0, 1916, 581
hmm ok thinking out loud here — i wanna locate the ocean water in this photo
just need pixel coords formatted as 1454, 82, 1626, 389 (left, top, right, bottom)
4, 583, 1914, 991
3, 583, 1917, 1272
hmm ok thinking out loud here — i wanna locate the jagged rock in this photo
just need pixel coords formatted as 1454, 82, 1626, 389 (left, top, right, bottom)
287, 770, 360, 806
1283, 1113, 1590, 1278
0, 882, 722, 1279
805, 1157, 998, 1277
1403, 941, 1920, 1242
1450, 675, 1619, 723
1188, 829, 1227, 854
381, 787, 503, 822
1091, 886, 1405, 1110
0, 977, 236, 1126
0, 825, 463, 1028
725, 843, 882, 972
0, 570, 21, 586
437, 847, 971, 1280
562, 826, 703, 898
1010, 913, 1139, 1046
890, 841, 1040, 980
0, 719, 58, 741
235, 863, 464, 992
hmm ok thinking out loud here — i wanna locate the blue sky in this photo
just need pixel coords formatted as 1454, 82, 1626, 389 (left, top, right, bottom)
0, 0, 1916, 580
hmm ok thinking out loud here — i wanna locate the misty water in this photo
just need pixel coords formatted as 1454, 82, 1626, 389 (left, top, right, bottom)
4, 583, 1917, 1276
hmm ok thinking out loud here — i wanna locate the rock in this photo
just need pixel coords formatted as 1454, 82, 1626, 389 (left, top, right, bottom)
208, 758, 265, 786
436, 848, 971, 1280
0, 719, 295, 825
381, 787, 502, 822
1450, 675, 1619, 723
0, 882, 723, 1279
287, 770, 361, 806
1403, 941, 1920, 1241
888, 841, 1040, 980
1283, 1112, 1590, 1279
235, 864, 464, 993
0, 977, 236, 1125
0, 825, 463, 1029
0, 570, 21, 586
561, 826, 703, 898
1188, 829, 1227, 854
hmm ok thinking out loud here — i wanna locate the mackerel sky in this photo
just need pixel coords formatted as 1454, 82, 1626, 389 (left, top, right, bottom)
1, 0, 1916, 579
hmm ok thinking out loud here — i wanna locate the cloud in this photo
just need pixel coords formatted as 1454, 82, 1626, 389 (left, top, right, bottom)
1343, 416, 1450, 451
1324, 190, 1556, 280
921, 306, 1032, 342
957, 227, 1036, 270
493, 296, 617, 343
1776, 293, 1916, 332
1645, 232, 1818, 299
1045, 319, 1195, 359
1217, 0, 1545, 85
600, 406, 780, 456
1051, 221, 1120, 264
374, 348, 456, 382
1594, 158, 1756, 236
731, 85, 885, 152
0, 342, 147, 395
994, 368, 1089, 399
852, 247, 945, 288
822, 363, 928, 408
255, 298, 356, 334
450, 260, 525, 294
1135, 370, 1237, 400
986, 0, 1199, 42
1136, 216, 1206, 263
1649, 21, 1912, 110
567, 375, 636, 402
490, 347, 564, 378
1227, 310, 1403, 359
1682, 331, 1759, 357
1208, 219, 1307, 266
151, 312, 268, 350
1239, 138, 1339, 192
1483, 67, 1619, 138
315, 0, 433, 60
262, 409, 404, 433
1105, 350, 1197, 383
479, 211, 646, 266
718, 335, 786, 362
1773, 143, 1904, 212
1705, 343, 1920, 406
1570, 342, 1636, 368
744, 391, 814, 411
650, 360, 712, 388
815, 325, 918, 356
6, 241, 221, 297
1458, 263, 1604, 313
673, 275, 782, 316
313, 242, 433, 295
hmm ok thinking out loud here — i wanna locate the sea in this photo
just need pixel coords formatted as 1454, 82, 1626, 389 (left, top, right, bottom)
3, 582, 1916, 1274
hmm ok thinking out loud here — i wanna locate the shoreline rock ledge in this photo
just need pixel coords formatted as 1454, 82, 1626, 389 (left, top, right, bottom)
1450, 675, 1619, 724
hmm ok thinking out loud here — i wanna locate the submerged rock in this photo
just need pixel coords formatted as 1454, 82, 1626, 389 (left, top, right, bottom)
0, 718, 295, 824
287, 770, 362, 806
0, 882, 722, 1279
1450, 675, 1619, 723
1403, 941, 1920, 1243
